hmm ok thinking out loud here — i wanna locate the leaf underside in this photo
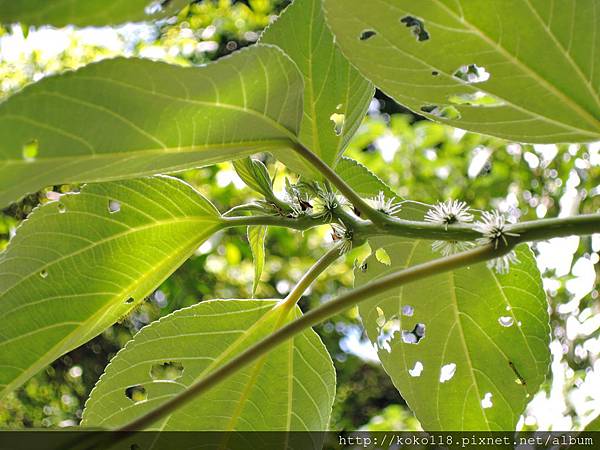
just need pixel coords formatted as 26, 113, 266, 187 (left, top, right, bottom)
261, 0, 374, 175
354, 205, 550, 431
0, 44, 303, 207
0, 176, 223, 398
335, 157, 398, 199
324, 0, 600, 143
0, 0, 190, 26
82, 299, 335, 438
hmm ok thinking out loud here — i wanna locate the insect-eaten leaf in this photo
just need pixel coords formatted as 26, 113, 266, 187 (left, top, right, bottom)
82, 299, 335, 442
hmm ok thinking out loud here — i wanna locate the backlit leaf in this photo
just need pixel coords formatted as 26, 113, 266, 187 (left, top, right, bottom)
324, 0, 600, 143
0, 176, 223, 397
0, 45, 303, 207
82, 299, 335, 437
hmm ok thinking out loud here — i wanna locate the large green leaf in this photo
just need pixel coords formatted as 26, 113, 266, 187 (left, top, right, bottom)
0, 45, 303, 207
82, 299, 335, 436
323, 0, 600, 143
0, 176, 223, 398
0, 0, 189, 26
355, 208, 550, 430
261, 0, 374, 175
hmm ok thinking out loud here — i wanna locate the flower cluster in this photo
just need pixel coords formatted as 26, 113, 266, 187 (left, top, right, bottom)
425, 201, 520, 274
331, 221, 353, 255
368, 191, 402, 216
424, 200, 473, 228
473, 210, 520, 274
313, 188, 346, 222
474, 210, 519, 248
426, 200, 474, 257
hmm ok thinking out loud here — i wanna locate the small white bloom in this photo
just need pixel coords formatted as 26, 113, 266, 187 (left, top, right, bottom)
487, 250, 519, 274
425, 200, 473, 227
331, 221, 353, 255
431, 240, 475, 256
474, 210, 519, 248
368, 191, 402, 216
313, 189, 345, 221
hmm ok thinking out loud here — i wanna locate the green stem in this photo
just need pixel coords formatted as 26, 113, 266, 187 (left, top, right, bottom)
224, 212, 600, 242
282, 242, 343, 308
104, 243, 500, 443
99, 213, 600, 444
508, 213, 600, 242
222, 214, 325, 231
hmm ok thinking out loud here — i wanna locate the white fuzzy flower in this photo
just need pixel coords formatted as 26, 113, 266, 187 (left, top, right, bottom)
474, 210, 519, 248
331, 221, 353, 255
425, 200, 474, 228
487, 250, 519, 274
313, 189, 345, 221
431, 240, 475, 257
368, 191, 402, 216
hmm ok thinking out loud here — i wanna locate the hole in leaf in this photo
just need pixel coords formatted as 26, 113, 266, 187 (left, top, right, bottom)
420, 105, 461, 120
330, 113, 345, 136
448, 92, 504, 107
481, 392, 493, 409
408, 361, 423, 377
431, 70, 439, 76
402, 305, 414, 317
39, 269, 48, 279
22, 139, 39, 162
375, 248, 391, 265
108, 200, 121, 213
498, 316, 514, 327
150, 361, 184, 381
57, 203, 66, 214
360, 262, 368, 272
375, 315, 400, 353
125, 385, 147, 403
439, 363, 456, 383
125, 297, 134, 304
400, 16, 429, 41
359, 30, 377, 41
153, 290, 168, 308
402, 323, 426, 344
453, 64, 490, 83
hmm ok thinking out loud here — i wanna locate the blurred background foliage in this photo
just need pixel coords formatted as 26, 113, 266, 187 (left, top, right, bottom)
0, 0, 599, 432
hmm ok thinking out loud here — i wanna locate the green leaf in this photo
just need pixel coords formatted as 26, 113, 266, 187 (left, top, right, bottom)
82, 299, 335, 434
355, 237, 549, 430
335, 157, 398, 199
248, 225, 268, 296
0, 45, 303, 207
0, 0, 190, 27
261, 0, 374, 175
323, 0, 600, 143
233, 158, 274, 200
584, 414, 600, 431
0, 176, 223, 398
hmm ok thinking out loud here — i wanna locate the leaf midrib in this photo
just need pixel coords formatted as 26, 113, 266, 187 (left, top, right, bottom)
430, 0, 600, 131
363, 0, 600, 137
